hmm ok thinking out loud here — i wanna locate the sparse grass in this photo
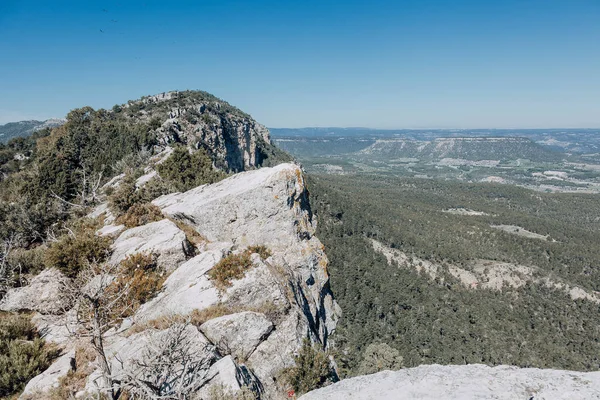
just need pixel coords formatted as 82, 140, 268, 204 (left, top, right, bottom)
247, 245, 272, 260
207, 246, 272, 290
208, 383, 257, 400
48, 346, 96, 400
126, 300, 284, 336
169, 218, 206, 248
208, 252, 253, 290
106, 253, 166, 321
115, 203, 164, 228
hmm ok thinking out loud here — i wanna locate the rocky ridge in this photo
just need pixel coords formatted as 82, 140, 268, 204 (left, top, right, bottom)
9, 162, 338, 399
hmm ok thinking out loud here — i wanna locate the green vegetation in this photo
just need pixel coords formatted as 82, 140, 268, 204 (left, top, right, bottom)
156, 146, 227, 192
107, 253, 166, 320
0, 313, 60, 398
357, 343, 404, 375
44, 219, 112, 278
282, 338, 334, 395
309, 173, 600, 375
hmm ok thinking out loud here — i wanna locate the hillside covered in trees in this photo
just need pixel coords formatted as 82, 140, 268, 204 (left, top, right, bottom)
309, 173, 600, 376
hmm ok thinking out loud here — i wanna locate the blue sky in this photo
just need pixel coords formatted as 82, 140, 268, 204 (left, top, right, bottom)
0, 0, 599, 128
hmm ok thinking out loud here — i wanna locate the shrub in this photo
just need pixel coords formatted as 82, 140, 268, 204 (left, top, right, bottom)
7, 245, 47, 277
107, 253, 166, 320
282, 338, 332, 395
208, 252, 253, 290
0, 313, 60, 398
247, 245, 272, 260
45, 219, 112, 278
116, 203, 164, 228
357, 342, 404, 375
157, 146, 226, 192
108, 172, 141, 215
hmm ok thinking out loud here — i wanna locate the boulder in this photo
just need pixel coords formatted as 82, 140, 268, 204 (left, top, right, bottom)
20, 350, 74, 398
109, 219, 190, 271
247, 312, 309, 393
200, 312, 273, 360
299, 364, 600, 400
133, 244, 230, 322
31, 310, 78, 345
222, 256, 290, 312
0, 268, 71, 314
85, 324, 217, 394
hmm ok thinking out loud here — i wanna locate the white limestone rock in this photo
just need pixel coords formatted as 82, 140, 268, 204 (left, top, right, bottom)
20, 350, 74, 398
153, 163, 339, 344
134, 245, 229, 322
0, 268, 71, 314
222, 256, 290, 312
200, 311, 274, 360
97, 223, 125, 237
109, 219, 191, 271
31, 310, 78, 345
299, 364, 600, 400
85, 324, 217, 394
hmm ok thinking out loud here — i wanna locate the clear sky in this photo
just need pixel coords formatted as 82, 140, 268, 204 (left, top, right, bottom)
0, 0, 599, 128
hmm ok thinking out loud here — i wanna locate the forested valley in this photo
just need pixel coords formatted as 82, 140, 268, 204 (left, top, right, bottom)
308, 173, 600, 376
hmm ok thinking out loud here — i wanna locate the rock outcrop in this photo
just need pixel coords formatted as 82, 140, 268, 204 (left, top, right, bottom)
109, 219, 192, 271
22, 163, 338, 399
120, 91, 286, 172
0, 268, 71, 314
299, 364, 600, 400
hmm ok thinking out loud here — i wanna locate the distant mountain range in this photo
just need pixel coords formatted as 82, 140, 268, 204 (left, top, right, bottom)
0, 119, 65, 143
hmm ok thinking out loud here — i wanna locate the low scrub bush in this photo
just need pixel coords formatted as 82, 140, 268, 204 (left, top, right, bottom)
208, 252, 253, 290
247, 245, 272, 260
281, 338, 333, 395
108, 172, 141, 215
7, 245, 46, 277
116, 203, 164, 228
45, 219, 112, 278
107, 253, 166, 320
0, 313, 60, 398
208, 246, 272, 290
157, 146, 226, 192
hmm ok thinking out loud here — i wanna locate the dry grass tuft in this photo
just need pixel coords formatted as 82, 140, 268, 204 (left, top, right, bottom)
116, 203, 164, 228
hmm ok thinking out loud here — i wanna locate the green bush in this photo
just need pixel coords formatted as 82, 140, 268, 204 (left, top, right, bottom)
0, 313, 60, 398
282, 338, 332, 395
157, 146, 226, 192
108, 172, 141, 215
357, 343, 403, 375
45, 219, 112, 278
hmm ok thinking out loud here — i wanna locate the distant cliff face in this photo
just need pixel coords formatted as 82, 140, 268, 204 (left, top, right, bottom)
117, 91, 287, 172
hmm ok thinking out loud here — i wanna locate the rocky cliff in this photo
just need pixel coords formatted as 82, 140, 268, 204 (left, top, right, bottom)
117, 90, 289, 171
300, 364, 600, 400
4, 163, 338, 399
